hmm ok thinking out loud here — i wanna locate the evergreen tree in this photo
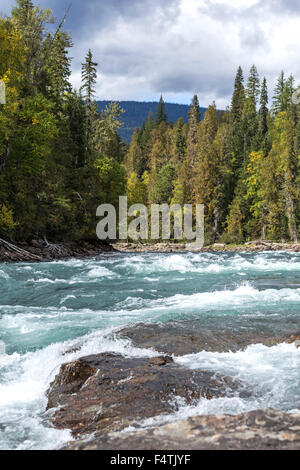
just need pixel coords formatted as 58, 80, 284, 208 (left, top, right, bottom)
271, 72, 295, 115
155, 95, 168, 125
246, 65, 260, 107
173, 118, 186, 164
258, 77, 268, 141
81, 49, 98, 159
11, 0, 55, 95
81, 50, 98, 111
231, 66, 245, 122
230, 66, 246, 171
187, 95, 201, 165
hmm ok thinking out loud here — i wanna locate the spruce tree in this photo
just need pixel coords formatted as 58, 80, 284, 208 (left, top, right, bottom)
81, 49, 98, 158
12, 0, 55, 95
257, 77, 269, 144
81, 50, 98, 112
246, 65, 260, 107
272, 71, 286, 115
231, 66, 245, 122
187, 94, 201, 165
155, 95, 168, 125
174, 118, 186, 164
230, 66, 245, 171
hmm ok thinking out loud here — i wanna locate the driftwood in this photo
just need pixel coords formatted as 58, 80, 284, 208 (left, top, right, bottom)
43, 236, 67, 256
0, 238, 43, 261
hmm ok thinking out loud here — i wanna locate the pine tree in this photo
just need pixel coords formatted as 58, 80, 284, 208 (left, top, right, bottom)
81, 50, 98, 112
258, 77, 268, 140
124, 128, 143, 176
271, 71, 294, 115
81, 49, 98, 158
173, 118, 186, 164
11, 0, 55, 95
246, 65, 260, 107
242, 66, 260, 159
140, 109, 155, 154
193, 103, 226, 242
41, 31, 73, 104
187, 94, 201, 166
155, 95, 168, 125
231, 66, 246, 171
231, 66, 245, 122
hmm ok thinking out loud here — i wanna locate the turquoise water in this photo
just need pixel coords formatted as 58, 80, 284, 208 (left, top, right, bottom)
0, 251, 299, 449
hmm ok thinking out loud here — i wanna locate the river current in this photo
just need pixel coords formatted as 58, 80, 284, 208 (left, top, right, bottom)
0, 251, 299, 449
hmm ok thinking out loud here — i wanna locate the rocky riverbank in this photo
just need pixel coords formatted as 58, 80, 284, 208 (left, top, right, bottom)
1, 239, 300, 262
45, 324, 300, 450
113, 241, 300, 253
0, 239, 113, 262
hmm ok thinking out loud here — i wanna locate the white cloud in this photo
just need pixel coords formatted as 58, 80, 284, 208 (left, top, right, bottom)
2, 0, 300, 106
67, 0, 300, 107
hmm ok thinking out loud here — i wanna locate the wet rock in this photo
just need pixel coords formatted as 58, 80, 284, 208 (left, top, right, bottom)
46, 353, 244, 439
67, 408, 300, 450
118, 322, 297, 356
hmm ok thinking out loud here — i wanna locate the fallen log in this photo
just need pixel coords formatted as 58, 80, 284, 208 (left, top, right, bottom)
0, 238, 43, 261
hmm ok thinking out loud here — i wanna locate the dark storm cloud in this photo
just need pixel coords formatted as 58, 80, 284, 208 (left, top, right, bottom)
1, 0, 300, 105
34, 0, 180, 38
1, 0, 180, 37
152, 69, 233, 101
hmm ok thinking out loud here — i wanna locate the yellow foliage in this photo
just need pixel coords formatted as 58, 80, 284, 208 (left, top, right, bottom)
0, 205, 18, 235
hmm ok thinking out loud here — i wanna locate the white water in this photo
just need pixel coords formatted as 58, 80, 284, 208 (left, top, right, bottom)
0, 251, 299, 449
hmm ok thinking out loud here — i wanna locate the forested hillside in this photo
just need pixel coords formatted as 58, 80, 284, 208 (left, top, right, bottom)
124, 68, 299, 243
0, 0, 127, 242
0, 1, 299, 245
97, 101, 207, 141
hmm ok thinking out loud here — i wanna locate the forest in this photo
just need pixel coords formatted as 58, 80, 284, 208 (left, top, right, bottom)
0, 0, 299, 245
97, 100, 206, 142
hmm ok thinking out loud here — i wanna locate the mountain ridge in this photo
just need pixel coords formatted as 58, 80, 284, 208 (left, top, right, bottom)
97, 100, 207, 141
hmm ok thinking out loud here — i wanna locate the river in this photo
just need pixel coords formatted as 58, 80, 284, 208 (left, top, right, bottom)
0, 251, 299, 449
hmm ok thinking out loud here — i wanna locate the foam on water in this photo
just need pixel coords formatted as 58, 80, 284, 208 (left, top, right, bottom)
0, 251, 300, 449
0, 327, 157, 450
122, 342, 300, 433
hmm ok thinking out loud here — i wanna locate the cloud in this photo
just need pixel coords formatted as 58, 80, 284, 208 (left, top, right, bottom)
1, 0, 300, 107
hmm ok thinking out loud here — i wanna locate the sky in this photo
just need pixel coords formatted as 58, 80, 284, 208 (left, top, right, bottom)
1, 0, 300, 107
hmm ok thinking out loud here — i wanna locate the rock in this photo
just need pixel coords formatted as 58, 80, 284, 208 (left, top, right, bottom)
212, 243, 226, 250
66, 409, 300, 450
118, 322, 297, 356
286, 335, 300, 347
46, 353, 245, 439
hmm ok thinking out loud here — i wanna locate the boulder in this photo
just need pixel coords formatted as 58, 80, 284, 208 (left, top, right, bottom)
47, 352, 246, 438
66, 408, 300, 450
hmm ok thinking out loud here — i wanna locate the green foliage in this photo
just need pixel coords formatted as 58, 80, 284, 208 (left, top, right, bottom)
123, 64, 299, 245
1, 1, 299, 245
0, 205, 18, 237
155, 95, 168, 126
0, 1, 126, 242
150, 164, 176, 204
